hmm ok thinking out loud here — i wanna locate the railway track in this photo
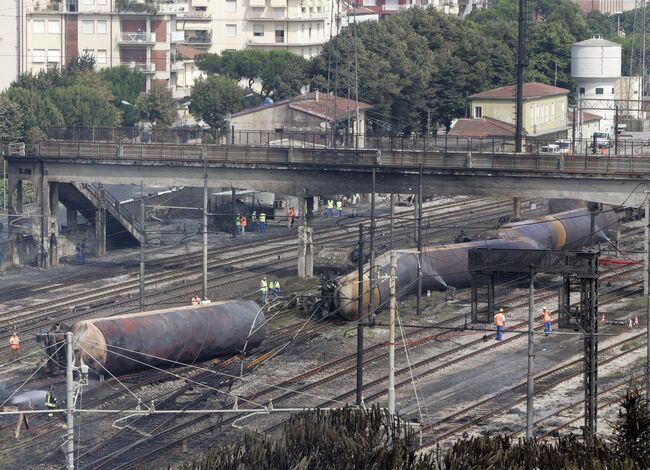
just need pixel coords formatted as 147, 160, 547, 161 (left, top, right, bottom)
69, 265, 643, 469
0, 196, 541, 355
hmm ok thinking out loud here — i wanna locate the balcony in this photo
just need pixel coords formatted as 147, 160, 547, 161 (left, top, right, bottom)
246, 11, 328, 20
181, 35, 213, 46
121, 61, 156, 74
117, 32, 156, 45
176, 11, 212, 19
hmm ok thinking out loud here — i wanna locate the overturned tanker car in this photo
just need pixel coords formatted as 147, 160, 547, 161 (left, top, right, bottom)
321, 207, 618, 321
70, 300, 266, 375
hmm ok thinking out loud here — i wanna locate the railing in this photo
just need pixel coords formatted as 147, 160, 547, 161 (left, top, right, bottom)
118, 32, 156, 43
120, 61, 156, 73
176, 11, 212, 19
26, 140, 650, 178
182, 36, 212, 44
80, 183, 144, 238
27, 127, 650, 159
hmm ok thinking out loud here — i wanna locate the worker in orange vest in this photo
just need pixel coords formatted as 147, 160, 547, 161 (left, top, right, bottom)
240, 215, 247, 235
191, 295, 201, 305
541, 306, 552, 336
288, 207, 296, 228
494, 308, 505, 341
9, 331, 20, 360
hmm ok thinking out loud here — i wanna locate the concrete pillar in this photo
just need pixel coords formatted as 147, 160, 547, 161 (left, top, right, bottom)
95, 186, 106, 256
49, 182, 59, 267
35, 163, 50, 268
513, 197, 522, 219
298, 226, 313, 278
66, 207, 78, 228
95, 208, 106, 257
15, 179, 23, 214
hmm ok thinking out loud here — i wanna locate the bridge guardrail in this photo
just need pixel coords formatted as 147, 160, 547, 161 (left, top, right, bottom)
27, 140, 650, 177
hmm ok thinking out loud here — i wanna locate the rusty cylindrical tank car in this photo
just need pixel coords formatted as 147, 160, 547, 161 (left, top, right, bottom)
332, 207, 619, 321
72, 300, 266, 375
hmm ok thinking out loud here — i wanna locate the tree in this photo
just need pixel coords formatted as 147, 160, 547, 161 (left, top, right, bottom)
101, 65, 146, 127
48, 85, 121, 128
196, 49, 308, 99
0, 96, 24, 145
189, 75, 244, 130
3, 87, 64, 148
610, 385, 650, 466
136, 83, 177, 126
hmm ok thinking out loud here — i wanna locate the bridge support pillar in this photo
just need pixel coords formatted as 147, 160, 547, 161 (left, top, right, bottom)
34, 163, 59, 268
513, 197, 522, 219
95, 186, 106, 257
298, 226, 313, 278
66, 207, 78, 228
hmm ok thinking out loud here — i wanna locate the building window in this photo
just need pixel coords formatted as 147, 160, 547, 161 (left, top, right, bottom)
595, 87, 604, 95
275, 25, 285, 43
33, 20, 45, 34
579, 87, 585, 94
33, 49, 45, 63
96, 20, 107, 34
82, 20, 94, 34
309, 26, 312, 39
551, 103, 555, 122
96, 49, 107, 64
226, 0, 237, 11
474, 106, 482, 118
611, 87, 615, 94
253, 24, 264, 37
544, 104, 548, 123
225, 24, 237, 37
47, 20, 60, 34
47, 49, 60, 63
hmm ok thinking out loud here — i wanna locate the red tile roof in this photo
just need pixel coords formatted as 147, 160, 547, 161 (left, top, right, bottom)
469, 82, 569, 100
448, 117, 518, 138
231, 91, 372, 121
567, 110, 602, 123
289, 92, 372, 121
176, 44, 201, 59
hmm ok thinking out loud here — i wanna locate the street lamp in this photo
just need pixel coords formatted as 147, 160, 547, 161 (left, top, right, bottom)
615, 11, 623, 36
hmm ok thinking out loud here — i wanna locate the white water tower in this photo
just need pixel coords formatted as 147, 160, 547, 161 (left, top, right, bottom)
571, 36, 621, 123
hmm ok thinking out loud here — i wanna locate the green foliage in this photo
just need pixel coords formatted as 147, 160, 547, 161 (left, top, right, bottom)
49, 85, 121, 128
11, 54, 97, 92
3, 87, 64, 149
116, 0, 157, 13
136, 83, 177, 126
610, 384, 650, 466
101, 66, 146, 127
312, 8, 514, 132
185, 406, 437, 469
0, 96, 24, 145
190, 75, 245, 130
196, 49, 308, 99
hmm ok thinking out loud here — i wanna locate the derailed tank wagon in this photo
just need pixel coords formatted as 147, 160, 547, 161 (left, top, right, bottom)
319, 208, 618, 321
40, 301, 266, 376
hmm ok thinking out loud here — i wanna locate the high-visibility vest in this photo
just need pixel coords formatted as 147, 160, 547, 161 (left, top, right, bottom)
9, 335, 19, 350
289, 208, 295, 217
541, 311, 551, 322
494, 313, 505, 327
252, 212, 257, 221
235, 217, 241, 226
45, 393, 57, 409
241, 216, 247, 226
259, 213, 266, 223
336, 201, 342, 210
275, 281, 280, 290
260, 280, 268, 292
327, 200, 334, 209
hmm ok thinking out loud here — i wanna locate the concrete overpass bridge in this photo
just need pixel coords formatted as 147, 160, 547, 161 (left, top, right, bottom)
4, 137, 650, 267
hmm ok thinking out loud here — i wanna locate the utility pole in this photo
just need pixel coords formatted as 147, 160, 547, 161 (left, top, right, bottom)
202, 147, 208, 300
526, 267, 535, 438
369, 169, 376, 325
614, 105, 620, 157
645, 193, 650, 410
139, 181, 145, 312
65, 332, 74, 470
571, 106, 576, 153
389, 193, 394, 250
514, 0, 527, 153
356, 224, 364, 407
426, 110, 431, 135
417, 164, 423, 315
388, 250, 397, 416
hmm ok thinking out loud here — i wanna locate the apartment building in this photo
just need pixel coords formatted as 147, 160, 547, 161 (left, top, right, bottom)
15, 0, 173, 91
159, 0, 330, 59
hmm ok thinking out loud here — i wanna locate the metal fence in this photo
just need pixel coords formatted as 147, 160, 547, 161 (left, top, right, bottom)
36, 127, 650, 157
24, 140, 650, 177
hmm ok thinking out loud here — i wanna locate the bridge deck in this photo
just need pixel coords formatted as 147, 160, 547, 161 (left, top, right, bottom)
16, 141, 650, 179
